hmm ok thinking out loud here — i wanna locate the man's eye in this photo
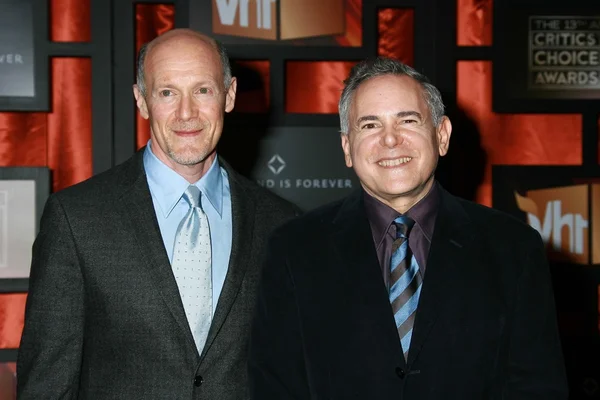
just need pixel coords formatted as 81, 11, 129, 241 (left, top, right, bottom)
402, 119, 417, 124
361, 123, 377, 129
198, 88, 210, 94
160, 89, 172, 97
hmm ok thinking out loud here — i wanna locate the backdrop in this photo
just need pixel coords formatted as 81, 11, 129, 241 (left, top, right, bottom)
0, 0, 591, 391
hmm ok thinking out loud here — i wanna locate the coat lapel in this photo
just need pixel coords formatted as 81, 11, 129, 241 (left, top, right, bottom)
200, 162, 255, 359
407, 188, 475, 365
115, 151, 198, 353
331, 190, 406, 363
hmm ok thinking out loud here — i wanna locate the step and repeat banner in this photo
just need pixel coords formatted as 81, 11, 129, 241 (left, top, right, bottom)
0, 0, 598, 395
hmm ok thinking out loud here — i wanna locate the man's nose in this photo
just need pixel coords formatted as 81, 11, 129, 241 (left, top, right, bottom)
382, 126, 403, 147
176, 95, 197, 120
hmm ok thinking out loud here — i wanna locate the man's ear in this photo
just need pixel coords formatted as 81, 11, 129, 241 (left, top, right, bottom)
340, 132, 353, 168
225, 77, 237, 113
133, 84, 149, 120
437, 116, 452, 156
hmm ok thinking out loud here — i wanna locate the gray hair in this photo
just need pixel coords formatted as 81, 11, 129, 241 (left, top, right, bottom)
338, 57, 445, 134
136, 38, 233, 97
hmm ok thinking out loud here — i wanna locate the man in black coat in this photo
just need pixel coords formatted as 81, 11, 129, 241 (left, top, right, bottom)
249, 57, 568, 399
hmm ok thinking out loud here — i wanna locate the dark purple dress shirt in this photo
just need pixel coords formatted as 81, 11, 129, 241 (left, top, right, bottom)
364, 182, 440, 290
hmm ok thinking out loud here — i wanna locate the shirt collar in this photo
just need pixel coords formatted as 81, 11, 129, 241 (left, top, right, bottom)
405, 182, 439, 242
364, 191, 400, 249
143, 140, 224, 218
364, 181, 440, 247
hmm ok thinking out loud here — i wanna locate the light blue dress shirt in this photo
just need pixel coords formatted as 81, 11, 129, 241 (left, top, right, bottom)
143, 141, 233, 313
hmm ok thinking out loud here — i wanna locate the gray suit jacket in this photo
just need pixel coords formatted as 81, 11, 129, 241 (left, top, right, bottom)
17, 149, 299, 399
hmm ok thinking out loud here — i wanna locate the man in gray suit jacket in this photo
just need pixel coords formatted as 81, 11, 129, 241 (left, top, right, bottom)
17, 29, 298, 399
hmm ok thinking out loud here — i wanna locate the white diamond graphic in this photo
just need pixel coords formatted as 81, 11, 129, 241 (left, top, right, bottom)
268, 154, 286, 175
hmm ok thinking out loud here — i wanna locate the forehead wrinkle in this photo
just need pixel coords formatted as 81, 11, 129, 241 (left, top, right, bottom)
154, 74, 218, 87
149, 60, 221, 91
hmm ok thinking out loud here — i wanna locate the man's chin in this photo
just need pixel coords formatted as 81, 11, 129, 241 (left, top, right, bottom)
169, 151, 207, 166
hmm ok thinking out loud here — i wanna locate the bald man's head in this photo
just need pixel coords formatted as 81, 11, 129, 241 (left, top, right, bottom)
136, 29, 232, 97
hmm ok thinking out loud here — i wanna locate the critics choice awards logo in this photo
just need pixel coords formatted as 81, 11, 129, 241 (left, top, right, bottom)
529, 16, 600, 89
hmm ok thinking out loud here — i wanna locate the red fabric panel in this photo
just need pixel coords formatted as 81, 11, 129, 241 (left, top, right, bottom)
285, 61, 356, 114
0, 114, 47, 166
232, 61, 270, 113
50, 0, 91, 42
335, 0, 362, 47
0, 295, 27, 348
457, 61, 582, 206
135, 4, 175, 149
47, 58, 93, 192
378, 9, 414, 66
457, 0, 492, 46
0, 362, 15, 399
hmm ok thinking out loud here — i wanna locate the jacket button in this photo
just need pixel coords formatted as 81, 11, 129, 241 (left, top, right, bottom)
194, 375, 203, 387
395, 367, 405, 379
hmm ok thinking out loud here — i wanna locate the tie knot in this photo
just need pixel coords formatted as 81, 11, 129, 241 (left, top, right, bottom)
393, 215, 414, 239
182, 185, 201, 209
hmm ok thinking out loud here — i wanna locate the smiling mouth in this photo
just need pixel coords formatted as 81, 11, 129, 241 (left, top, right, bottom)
378, 157, 412, 167
174, 129, 202, 135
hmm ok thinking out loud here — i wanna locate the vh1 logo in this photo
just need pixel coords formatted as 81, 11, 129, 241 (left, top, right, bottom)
212, 0, 345, 41
515, 184, 600, 265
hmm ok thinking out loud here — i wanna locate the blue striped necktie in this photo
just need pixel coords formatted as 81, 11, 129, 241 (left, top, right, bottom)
389, 216, 422, 360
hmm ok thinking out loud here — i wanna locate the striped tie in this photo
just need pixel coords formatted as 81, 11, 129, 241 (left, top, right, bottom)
389, 216, 422, 360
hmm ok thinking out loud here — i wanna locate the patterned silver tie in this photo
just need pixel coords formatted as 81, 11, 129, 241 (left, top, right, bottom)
171, 185, 212, 353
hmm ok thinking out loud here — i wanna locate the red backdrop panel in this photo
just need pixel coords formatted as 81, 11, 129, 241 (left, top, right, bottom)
0, 295, 27, 348
378, 8, 414, 66
457, 0, 493, 46
48, 58, 93, 193
286, 61, 357, 114
335, 0, 362, 47
457, 61, 582, 206
50, 0, 90, 42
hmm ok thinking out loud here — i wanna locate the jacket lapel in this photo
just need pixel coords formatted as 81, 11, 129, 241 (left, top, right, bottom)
115, 150, 198, 353
331, 190, 406, 363
407, 188, 475, 365
200, 161, 255, 359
